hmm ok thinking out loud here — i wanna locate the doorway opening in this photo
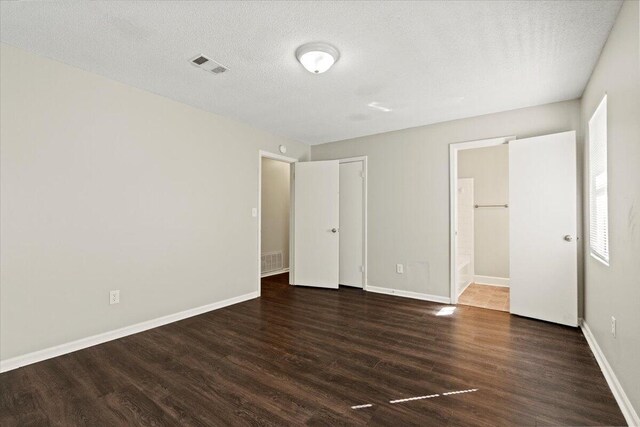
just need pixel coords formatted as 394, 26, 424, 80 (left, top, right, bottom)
258, 152, 368, 294
258, 150, 297, 296
450, 136, 513, 311
450, 132, 578, 327
455, 144, 510, 312
290, 156, 368, 290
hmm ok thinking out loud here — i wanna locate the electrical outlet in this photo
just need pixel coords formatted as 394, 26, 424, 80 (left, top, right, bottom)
611, 316, 616, 337
110, 290, 120, 305
396, 264, 404, 274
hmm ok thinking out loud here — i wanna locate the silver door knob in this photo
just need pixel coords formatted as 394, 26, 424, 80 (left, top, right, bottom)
331, 228, 338, 233
564, 235, 573, 242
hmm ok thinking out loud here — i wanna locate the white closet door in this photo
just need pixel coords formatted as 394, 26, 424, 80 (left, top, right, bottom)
339, 161, 364, 287
509, 131, 578, 326
293, 161, 340, 288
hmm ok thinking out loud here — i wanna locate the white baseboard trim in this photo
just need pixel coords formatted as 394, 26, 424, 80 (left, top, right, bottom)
457, 280, 473, 297
473, 275, 510, 287
0, 291, 259, 373
366, 286, 451, 304
261, 268, 289, 278
580, 319, 639, 426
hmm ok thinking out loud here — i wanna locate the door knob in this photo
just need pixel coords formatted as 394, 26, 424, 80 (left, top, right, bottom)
331, 228, 338, 233
564, 235, 573, 242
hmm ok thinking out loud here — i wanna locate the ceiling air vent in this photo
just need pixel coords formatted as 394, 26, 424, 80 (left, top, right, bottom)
190, 54, 229, 75
191, 55, 209, 66
210, 66, 228, 74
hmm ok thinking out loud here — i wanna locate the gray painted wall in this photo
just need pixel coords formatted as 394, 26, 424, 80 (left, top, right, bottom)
581, 0, 640, 416
0, 44, 309, 360
311, 99, 582, 299
458, 145, 509, 279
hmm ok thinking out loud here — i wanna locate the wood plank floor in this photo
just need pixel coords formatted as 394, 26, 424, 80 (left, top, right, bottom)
0, 273, 626, 426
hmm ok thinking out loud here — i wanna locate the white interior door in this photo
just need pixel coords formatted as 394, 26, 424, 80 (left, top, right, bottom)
339, 161, 364, 287
509, 131, 578, 326
293, 161, 339, 288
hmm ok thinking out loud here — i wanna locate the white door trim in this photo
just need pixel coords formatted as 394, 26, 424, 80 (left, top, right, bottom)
258, 150, 297, 296
449, 136, 515, 304
338, 156, 368, 289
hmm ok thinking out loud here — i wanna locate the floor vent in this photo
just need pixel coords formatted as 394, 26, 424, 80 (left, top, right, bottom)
261, 251, 283, 274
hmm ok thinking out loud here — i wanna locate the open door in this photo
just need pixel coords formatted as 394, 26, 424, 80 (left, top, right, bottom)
509, 131, 578, 326
293, 161, 340, 288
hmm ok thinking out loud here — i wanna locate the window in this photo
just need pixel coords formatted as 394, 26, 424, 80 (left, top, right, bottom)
588, 95, 609, 265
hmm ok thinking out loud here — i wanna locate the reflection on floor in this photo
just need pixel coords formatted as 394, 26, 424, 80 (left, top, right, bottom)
458, 283, 509, 312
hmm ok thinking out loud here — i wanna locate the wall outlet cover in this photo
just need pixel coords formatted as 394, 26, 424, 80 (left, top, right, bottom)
110, 290, 120, 305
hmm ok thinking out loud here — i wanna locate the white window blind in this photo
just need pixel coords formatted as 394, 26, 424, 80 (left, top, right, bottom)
588, 95, 609, 265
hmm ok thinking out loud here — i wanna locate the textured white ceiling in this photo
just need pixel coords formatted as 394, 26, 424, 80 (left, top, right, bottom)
0, 1, 622, 145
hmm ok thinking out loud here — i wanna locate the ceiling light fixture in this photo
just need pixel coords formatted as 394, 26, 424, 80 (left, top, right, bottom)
296, 42, 340, 74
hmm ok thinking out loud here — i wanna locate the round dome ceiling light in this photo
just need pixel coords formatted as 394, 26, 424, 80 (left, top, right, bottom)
295, 42, 340, 74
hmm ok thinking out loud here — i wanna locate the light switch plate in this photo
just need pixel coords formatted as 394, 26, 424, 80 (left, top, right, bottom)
251, 208, 257, 217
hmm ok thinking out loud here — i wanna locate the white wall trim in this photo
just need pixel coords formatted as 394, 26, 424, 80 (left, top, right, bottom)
473, 275, 510, 287
0, 291, 259, 373
367, 286, 451, 304
261, 268, 290, 278
580, 319, 640, 427
449, 135, 515, 304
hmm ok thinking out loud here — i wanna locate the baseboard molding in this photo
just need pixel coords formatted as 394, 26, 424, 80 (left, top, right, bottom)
580, 319, 639, 426
473, 275, 510, 287
457, 280, 473, 297
366, 286, 451, 304
0, 291, 259, 373
261, 268, 289, 278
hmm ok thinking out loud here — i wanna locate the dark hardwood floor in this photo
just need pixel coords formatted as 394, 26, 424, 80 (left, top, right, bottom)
0, 273, 626, 426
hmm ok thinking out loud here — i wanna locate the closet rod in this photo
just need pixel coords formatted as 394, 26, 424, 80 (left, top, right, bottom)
474, 204, 508, 208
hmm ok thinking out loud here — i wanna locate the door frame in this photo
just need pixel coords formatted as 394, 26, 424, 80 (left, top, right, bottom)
258, 150, 298, 297
449, 136, 514, 304
338, 156, 368, 290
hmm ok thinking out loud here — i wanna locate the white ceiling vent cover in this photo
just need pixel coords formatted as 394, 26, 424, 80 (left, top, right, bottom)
189, 54, 228, 75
